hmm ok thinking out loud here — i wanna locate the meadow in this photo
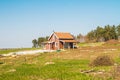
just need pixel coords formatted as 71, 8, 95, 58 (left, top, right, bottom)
0, 48, 40, 54
0, 42, 120, 80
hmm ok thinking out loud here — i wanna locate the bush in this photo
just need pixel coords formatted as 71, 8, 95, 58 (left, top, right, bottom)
90, 55, 114, 66
0, 62, 4, 64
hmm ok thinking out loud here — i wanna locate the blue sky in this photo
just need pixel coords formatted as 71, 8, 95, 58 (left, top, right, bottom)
0, 0, 120, 48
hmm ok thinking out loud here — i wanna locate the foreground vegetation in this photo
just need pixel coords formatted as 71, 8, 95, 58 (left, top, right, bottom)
0, 42, 120, 80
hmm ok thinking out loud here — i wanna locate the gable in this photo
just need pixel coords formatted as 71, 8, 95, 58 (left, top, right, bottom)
48, 32, 58, 41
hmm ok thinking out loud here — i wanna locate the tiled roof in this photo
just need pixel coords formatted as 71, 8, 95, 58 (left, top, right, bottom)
60, 40, 77, 43
55, 32, 74, 39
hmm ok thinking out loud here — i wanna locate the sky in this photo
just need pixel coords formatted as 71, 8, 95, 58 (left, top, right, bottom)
0, 0, 120, 48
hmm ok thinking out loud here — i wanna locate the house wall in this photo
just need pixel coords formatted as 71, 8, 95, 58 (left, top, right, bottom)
45, 43, 50, 50
59, 42, 64, 49
49, 33, 61, 50
49, 34, 58, 42
51, 42, 55, 50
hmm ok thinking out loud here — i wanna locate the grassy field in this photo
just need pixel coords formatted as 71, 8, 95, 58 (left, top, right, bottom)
0, 42, 120, 80
0, 48, 41, 54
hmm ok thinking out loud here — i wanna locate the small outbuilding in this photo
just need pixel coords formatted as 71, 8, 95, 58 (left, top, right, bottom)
43, 32, 77, 50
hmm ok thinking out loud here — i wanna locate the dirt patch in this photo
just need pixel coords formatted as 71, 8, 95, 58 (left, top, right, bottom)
7, 69, 16, 73
45, 62, 55, 65
104, 39, 120, 45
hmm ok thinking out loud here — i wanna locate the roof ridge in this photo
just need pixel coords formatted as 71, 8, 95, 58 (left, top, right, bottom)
55, 32, 70, 33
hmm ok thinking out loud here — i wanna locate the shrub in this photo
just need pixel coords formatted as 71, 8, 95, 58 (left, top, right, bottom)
90, 55, 114, 66
0, 62, 4, 64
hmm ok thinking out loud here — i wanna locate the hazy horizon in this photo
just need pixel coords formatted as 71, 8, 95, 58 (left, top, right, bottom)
0, 0, 120, 48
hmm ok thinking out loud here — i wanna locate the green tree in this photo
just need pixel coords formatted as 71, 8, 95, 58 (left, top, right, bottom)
104, 25, 112, 41
38, 37, 45, 47
86, 24, 119, 42
87, 30, 96, 42
104, 25, 117, 41
32, 39, 38, 48
116, 24, 120, 40
117, 24, 120, 36
95, 26, 105, 42
111, 25, 117, 40
38, 36, 49, 47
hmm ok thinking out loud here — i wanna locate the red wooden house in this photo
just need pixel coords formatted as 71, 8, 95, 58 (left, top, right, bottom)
44, 32, 77, 50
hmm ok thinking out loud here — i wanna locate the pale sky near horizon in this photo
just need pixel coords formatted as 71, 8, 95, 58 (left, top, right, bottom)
0, 0, 120, 48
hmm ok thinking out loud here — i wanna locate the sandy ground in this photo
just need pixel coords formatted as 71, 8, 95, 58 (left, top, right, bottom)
2, 50, 55, 57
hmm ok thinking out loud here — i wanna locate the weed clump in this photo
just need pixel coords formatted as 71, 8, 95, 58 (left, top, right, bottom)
90, 55, 114, 66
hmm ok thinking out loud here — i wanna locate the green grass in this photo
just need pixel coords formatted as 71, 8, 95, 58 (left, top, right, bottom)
0, 60, 96, 80
78, 42, 104, 47
0, 53, 113, 80
1, 43, 119, 80
0, 48, 40, 54
114, 57, 120, 64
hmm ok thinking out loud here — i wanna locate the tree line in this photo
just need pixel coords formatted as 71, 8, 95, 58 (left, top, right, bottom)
86, 24, 120, 42
32, 36, 49, 48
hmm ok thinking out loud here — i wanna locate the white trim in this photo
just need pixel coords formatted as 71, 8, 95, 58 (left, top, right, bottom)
48, 33, 54, 40
54, 32, 59, 39
48, 32, 59, 40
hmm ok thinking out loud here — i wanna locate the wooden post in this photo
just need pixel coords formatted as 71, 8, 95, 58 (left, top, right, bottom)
73, 43, 74, 49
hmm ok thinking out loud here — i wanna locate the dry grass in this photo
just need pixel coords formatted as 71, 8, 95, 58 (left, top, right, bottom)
47, 46, 120, 61
90, 55, 114, 66
1, 42, 120, 80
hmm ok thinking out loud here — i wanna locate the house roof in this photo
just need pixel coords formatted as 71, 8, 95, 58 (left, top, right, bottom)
60, 40, 77, 43
54, 32, 74, 39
